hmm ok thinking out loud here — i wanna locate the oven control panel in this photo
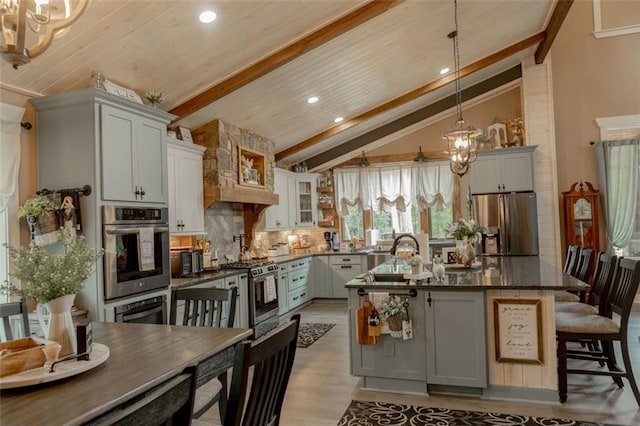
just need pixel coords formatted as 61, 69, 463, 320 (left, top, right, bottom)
251, 263, 279, 277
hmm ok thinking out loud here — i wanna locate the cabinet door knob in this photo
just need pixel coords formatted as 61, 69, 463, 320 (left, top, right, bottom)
134, 186, 140, 199
427, 292, 432, 307
140, 188, 146, 199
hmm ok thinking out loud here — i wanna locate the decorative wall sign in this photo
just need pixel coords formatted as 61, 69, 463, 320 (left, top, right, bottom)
103, 79, 143, 104
494, 298, 543, 364
177, 127, 193, 144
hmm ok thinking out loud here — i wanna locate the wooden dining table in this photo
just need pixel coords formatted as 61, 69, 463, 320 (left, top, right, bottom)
0, 322, 252, 425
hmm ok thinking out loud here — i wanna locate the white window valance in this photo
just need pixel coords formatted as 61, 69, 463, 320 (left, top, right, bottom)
334, 162, 453, 217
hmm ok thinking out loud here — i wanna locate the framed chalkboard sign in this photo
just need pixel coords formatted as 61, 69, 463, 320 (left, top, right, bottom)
493, 298, 543, 364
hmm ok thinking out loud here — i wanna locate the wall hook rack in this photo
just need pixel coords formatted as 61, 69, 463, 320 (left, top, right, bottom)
36, 184, 92, 197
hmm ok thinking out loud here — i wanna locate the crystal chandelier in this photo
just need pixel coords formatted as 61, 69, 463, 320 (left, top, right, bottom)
358, 151, 369, 167
442, 0, 481, 177
0, 0, 90, 69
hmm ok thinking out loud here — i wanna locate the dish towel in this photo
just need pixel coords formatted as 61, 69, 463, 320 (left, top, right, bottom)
263, 275, 277, 303
368, 292, 391, 334
138, 227, 155, 271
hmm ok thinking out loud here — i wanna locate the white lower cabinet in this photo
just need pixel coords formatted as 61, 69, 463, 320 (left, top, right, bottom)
329, 255, 364, 298
311, 256, 331, 298
288, 258, 311, 309
277, 263, 289, 315
425, 290, 487, 387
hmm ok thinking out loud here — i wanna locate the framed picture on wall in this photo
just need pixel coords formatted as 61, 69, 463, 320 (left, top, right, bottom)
493, 298, 543, 364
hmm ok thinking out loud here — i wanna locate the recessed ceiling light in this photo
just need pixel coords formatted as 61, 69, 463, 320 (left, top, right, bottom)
440, 67, 450, 75
199, 11, 217, 23
334, 117, 343, 123
307, 96, 319, 104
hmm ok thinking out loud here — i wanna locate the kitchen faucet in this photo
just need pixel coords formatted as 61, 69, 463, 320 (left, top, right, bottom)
233, 234, 247, 255
389, 234, 420, 256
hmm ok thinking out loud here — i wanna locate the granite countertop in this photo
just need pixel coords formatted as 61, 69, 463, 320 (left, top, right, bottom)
348, 256, 589, 291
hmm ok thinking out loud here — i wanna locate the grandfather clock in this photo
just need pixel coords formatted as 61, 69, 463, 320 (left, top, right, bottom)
562, 181, 600, 251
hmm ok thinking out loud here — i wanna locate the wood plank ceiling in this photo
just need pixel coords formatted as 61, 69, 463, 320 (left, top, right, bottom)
0, 0, 570, 170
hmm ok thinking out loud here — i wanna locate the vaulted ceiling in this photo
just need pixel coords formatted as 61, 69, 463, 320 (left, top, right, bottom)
0, 0, 572, 170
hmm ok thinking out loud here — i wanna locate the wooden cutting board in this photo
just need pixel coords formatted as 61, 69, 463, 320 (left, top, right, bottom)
355, 300, 378, 345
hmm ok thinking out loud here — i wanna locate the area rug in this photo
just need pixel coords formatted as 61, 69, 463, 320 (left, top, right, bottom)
337, 401, 618, 426
296, 322, 335, 348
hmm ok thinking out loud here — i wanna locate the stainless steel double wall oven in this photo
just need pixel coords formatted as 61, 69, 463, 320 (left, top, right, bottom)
102, 206, 170, 323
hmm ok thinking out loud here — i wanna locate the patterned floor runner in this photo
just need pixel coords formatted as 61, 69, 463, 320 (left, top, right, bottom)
296, 323, 335, 348
337, 400, 620, 426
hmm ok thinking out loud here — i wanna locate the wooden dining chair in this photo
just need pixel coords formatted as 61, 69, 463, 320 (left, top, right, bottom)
555, 245, 584, 302
555, 252, 618, 315
574, 248, 594, 282
563, 244, 582, 275
96, 365, 197, 425
555, 258, 640, 405
223, 314, 301, 426
170, 287, 238, 419
0, 299, 31, 341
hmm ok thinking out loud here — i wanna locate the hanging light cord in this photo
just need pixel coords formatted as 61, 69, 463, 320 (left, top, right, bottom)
448, 0, 462, 126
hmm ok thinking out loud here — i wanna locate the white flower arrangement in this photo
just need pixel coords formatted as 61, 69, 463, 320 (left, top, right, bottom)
445, 218, 484, 243
144, 90, 166, 106
408, 254, 423, 266
377, 296, 405, 320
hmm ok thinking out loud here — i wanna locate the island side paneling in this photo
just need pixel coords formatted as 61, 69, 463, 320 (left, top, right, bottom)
485, 289, 557, 397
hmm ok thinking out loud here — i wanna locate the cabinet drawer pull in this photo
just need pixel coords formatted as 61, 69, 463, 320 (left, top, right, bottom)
301, 292, 306, 297
292, 296, 299, 301
340, 265, 352, 269
427, 292, 432, 307
341, 258, 351, 262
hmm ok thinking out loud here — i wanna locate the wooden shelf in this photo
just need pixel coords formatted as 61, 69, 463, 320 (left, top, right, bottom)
318, 203, 334, 209
318, 220, 335, 228
317, 186, 334, 193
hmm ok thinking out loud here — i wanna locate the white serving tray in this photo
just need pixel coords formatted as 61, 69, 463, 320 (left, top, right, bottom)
0, 343, 109, 389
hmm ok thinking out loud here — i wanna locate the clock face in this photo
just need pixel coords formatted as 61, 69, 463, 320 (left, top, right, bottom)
573, 198, 592, 220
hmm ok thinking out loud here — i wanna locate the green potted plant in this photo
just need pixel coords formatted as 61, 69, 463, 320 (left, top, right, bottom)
17, 193, 60, 244
0, 227, 103, 355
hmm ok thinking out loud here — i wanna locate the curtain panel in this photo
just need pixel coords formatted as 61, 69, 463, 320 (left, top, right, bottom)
0, 103, 25, 212
595, 139, 640, 251
334, 162, 453, 217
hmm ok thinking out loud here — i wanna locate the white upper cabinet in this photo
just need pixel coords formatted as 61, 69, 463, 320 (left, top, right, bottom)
469, 146, 536, 194
167, 139, 206, 235
293, 174, 318, 227
264, 168, 292, 230
101, 105, 168, 203
262, 169, 318, 230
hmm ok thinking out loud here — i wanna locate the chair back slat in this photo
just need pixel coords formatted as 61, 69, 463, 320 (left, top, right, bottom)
564, 245, 581, 275
0, 299, 30, 341
607, 258, 640, 324
588, 253, 618, 314
575, 248, 594, 281
225, 314, 301, 426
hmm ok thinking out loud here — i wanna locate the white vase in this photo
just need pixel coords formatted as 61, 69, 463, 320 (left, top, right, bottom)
37, 294, 77, 357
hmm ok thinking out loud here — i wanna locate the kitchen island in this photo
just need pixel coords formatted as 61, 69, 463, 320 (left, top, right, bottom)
346, 256, 588, 402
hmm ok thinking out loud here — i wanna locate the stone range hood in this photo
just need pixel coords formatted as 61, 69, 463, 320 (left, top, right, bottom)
192, 119, 278, 209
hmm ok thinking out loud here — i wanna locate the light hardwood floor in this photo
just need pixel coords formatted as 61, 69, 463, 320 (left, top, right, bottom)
201, 301, 640, 425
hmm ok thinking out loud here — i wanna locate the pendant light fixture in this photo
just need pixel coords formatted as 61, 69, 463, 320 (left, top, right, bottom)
0, 0, 90, 69
413, 146, 426, 163
358, 151, 369, 168
442, 0, 481, 177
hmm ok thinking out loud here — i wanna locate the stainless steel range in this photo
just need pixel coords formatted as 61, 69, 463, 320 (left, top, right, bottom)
221, 260, 279, 338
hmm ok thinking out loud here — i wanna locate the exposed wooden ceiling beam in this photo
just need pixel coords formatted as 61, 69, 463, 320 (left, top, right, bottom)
275, 32, 545, 162
306, 65, 523, 170
535, 0, 574, 64
169, 0, 405, 121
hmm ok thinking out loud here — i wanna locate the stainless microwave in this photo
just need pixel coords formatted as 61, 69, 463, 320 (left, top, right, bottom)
102, 206, 170, 301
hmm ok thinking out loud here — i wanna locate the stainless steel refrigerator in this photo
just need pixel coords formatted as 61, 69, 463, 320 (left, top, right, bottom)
472, 192, 539, 256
